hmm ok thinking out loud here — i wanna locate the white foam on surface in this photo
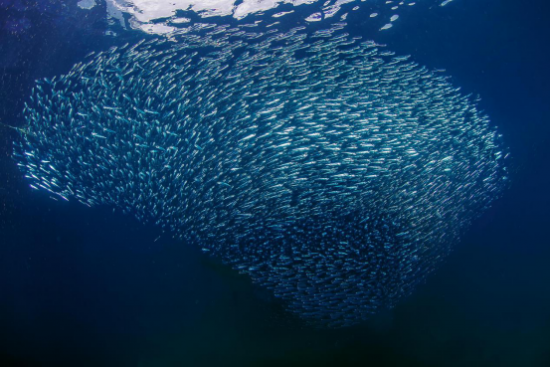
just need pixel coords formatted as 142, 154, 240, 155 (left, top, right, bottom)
80, 0, 342, 33
78, 0, 458, 35
77, 0, 97, 10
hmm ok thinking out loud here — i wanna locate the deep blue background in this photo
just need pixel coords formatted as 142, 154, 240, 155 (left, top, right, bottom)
1, 0, 549, 366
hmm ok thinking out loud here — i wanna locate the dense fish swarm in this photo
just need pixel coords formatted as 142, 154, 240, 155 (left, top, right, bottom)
14, 24, 508, 327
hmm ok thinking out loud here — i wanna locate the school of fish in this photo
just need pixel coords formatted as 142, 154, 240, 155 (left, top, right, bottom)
13, 23, 508, 327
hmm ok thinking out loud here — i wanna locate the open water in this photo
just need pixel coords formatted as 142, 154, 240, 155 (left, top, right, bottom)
0, 0, 549, 366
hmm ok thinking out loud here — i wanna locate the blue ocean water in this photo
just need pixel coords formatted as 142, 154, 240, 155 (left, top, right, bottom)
0, 0, 549, 366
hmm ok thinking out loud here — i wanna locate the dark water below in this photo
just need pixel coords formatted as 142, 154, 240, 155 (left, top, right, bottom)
1, 0, 549, 366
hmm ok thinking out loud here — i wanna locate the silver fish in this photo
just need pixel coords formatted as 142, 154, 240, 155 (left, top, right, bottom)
13, 24, 508, 328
